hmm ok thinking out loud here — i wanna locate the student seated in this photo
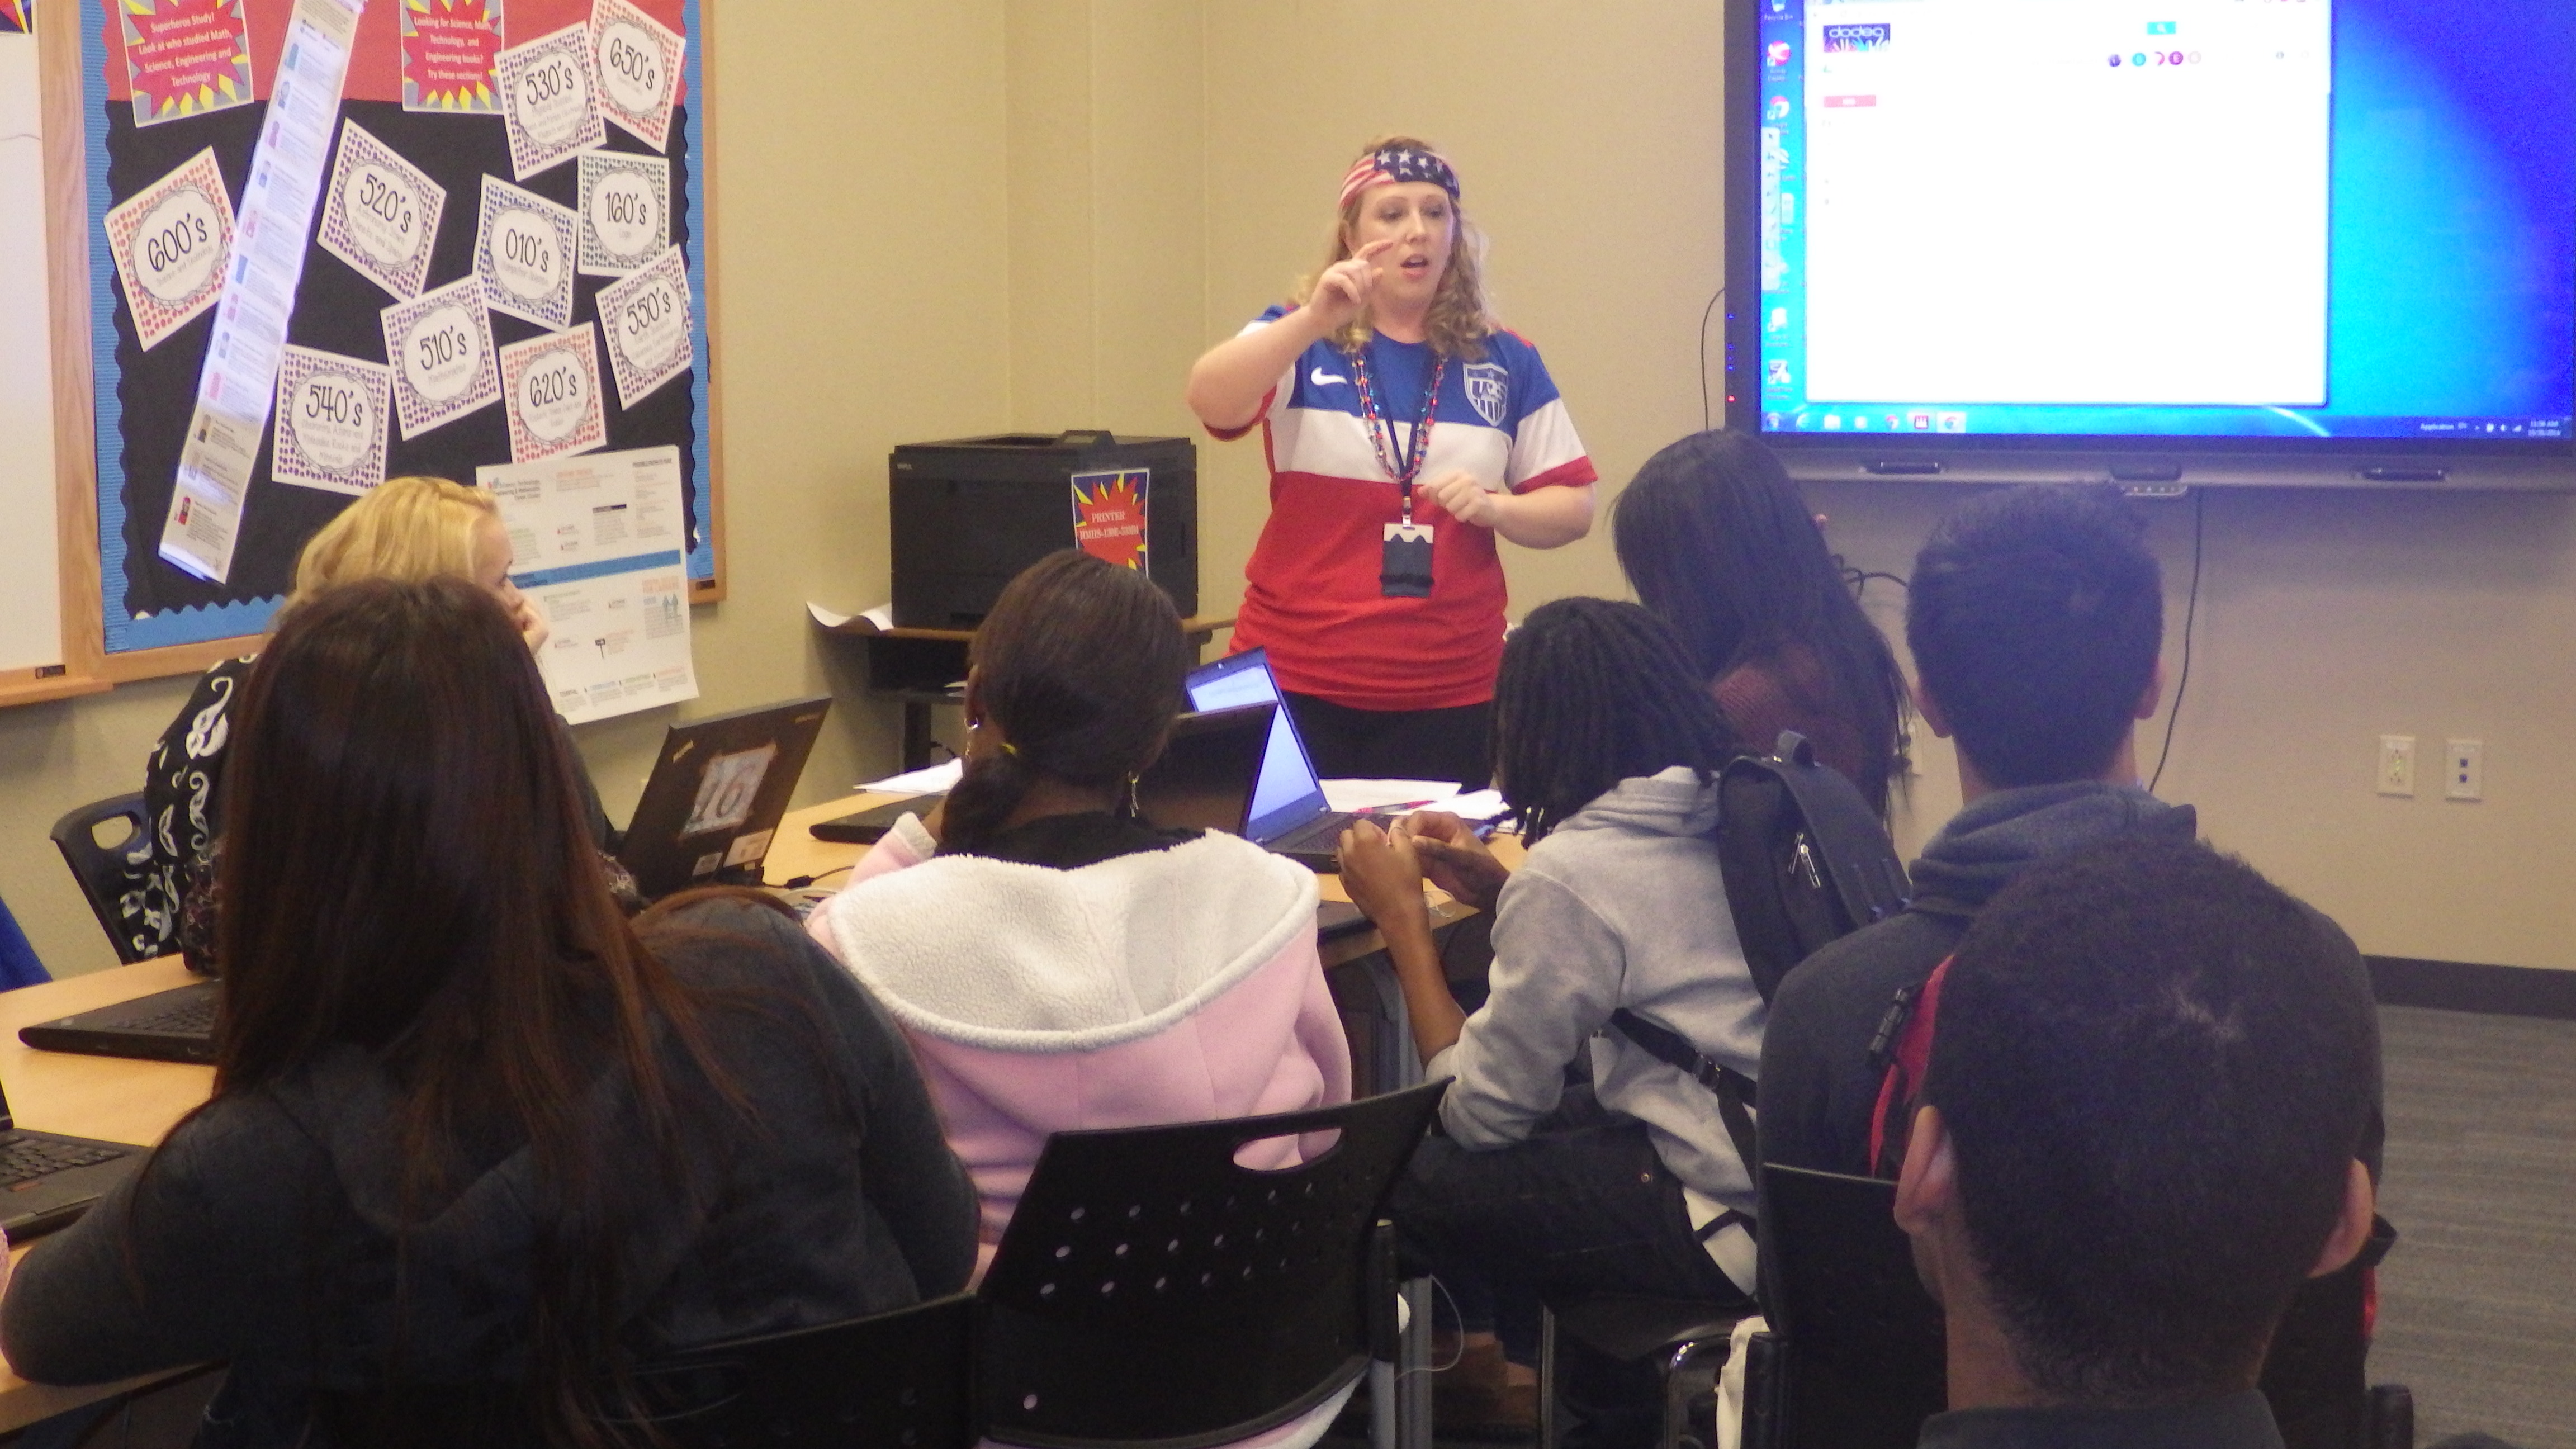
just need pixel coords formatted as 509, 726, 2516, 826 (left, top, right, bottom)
803, 550, 1351, 1273
2, 577, 978, 1448
1612, 429, 1910, 818
1892, 836, 2381, 1448
1336, 599, 1761, 1449
132, 476, 626, 970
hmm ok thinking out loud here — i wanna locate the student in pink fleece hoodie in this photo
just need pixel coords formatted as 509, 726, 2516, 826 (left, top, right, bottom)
806, 551, 1352, 1263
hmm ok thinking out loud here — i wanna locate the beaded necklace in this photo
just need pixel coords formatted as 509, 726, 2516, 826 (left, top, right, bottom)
1351, 339, 1447, 526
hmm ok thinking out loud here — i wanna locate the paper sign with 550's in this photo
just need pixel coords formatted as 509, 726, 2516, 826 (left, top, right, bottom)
596, 246, 692, 409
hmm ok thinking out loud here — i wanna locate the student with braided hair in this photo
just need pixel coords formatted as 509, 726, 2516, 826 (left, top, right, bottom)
1339, 598, 1764, 1449
803, 552, 1352, 1296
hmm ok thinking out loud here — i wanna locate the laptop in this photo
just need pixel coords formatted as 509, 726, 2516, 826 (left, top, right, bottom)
21, 981, 219, 1065
0, 1068, 146, 1242
1182, 650, 1365, 871
617, 697, 832, 899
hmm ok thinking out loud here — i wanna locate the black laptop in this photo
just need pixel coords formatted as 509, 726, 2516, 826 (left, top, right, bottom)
21, 980, 219, 1065
1758, 1163, 1948, 1443
1181, 650, 1368, 871
0, 1068, 146, 1242
617, 697, 832, 899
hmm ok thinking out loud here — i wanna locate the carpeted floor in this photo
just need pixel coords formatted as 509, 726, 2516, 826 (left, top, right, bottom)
2370, 1005, 2576, 1449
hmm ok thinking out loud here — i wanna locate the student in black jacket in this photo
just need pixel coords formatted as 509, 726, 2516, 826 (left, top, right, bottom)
2, 577, 978, 1449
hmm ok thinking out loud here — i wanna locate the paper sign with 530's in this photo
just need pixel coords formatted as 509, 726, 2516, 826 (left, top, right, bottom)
381, 274, 501, 438
496, 24, 604, 179
596, 245, 692, 409
500, 324, 607, 462
318, 120, 445, 300
271, 345, 391, 495
105, 148, 235, 350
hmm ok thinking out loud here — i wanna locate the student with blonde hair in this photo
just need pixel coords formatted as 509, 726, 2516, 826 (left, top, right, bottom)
1185, 135, 1597, 787
127, 477, 572, 967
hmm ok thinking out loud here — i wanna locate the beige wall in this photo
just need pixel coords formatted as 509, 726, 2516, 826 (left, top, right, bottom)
1, 2, 1014, 976
12, 0, 2574, 978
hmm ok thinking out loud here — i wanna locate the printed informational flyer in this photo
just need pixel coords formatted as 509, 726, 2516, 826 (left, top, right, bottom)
588, 0, 681, 152
473, 173, 577, 328
158, 0, 362, 585
595, 244, 690, 408
499, 323, 606, 462
121, 0, 255, 127
479, 444, 697, 725
103, 148, 236, 349
381, 273, 501, 437
271, 344, 391, 494
317, 119, 445, 300
495, 23, 603, 179
401, 0, 504, 113
575, 150, 666, 276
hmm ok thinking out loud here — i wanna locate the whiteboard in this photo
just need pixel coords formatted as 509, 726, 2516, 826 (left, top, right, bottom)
0, 27, 61, 673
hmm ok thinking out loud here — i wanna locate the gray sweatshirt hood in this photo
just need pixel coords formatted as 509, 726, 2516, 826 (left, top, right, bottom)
1907, 781, 2195, 913
1552, 765, 1723, 840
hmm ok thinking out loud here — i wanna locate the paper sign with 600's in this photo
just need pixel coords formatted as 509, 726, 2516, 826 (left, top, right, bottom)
105, 148, 236, 350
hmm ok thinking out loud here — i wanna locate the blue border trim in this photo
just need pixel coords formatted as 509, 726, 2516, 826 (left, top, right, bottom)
513, 548, 683, 589
681, 0, 710, 585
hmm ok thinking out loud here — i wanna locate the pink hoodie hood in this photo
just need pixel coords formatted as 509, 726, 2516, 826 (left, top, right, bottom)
806, 818, 1353, 1272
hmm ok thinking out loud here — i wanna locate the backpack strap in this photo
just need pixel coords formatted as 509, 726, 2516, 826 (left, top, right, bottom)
1609, 1008, 1760, 1175
1866, 954, 1956, 1180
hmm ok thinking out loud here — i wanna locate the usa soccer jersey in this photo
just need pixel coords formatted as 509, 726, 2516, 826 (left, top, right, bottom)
1209, 306, 1595, 711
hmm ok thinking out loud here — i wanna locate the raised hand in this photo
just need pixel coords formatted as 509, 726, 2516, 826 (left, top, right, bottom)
1308, 238, 1394, 332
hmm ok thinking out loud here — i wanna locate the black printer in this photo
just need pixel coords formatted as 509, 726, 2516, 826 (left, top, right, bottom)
889, 430, 1199, 627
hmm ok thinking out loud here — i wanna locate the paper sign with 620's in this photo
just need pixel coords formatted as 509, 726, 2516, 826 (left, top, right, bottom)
500, 324, 607, 463
598, 246, 692, 409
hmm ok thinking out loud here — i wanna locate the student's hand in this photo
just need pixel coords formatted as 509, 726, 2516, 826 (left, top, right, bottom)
1308, 239, 1393, 332
1405, 810, 1510, 913
1337, 820, 1433, 945
1419, 470, 1497, 529
919, 795, 947, 845
509, 594, 550, 652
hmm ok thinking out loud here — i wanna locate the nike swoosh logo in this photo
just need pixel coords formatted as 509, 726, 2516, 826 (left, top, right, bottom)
1310, 367, 1348, 387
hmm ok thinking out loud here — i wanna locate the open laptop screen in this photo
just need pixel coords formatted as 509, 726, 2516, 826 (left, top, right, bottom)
1183, 651, 1328, 844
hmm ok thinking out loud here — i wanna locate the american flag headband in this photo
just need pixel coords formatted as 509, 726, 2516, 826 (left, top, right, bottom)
1338, 149, 1461, 210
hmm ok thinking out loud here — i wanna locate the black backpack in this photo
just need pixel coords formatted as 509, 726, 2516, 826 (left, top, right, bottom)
1609, 730, 1912, 1168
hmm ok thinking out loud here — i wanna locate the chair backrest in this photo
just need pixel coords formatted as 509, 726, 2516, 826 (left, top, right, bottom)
1757, 1164, 1945, 1449
978, 1081, 1445, 1449
638, 1294, 979, 1449
49, 793, 160, 965
0, 892, 49, 989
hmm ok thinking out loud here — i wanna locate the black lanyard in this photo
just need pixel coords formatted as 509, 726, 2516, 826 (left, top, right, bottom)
1352, 342, 1447, 525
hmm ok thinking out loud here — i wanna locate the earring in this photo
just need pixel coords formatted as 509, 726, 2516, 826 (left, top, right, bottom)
1125, 773, 1142, 818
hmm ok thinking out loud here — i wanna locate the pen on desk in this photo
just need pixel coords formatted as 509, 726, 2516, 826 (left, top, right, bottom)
1353, 799, 1438, 817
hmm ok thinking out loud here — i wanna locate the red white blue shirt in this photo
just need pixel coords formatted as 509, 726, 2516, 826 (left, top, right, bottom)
1209, 306, 1595, 711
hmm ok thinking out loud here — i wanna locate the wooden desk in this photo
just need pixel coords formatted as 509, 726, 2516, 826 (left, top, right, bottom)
0, 958, 215, 1431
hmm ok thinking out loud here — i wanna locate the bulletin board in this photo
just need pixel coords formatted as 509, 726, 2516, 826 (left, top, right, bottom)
73, 0, 721, 679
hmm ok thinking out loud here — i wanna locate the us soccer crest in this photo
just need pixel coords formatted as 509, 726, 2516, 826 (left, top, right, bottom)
1070, 469, 1150, 573
1464, 363, 1510, 427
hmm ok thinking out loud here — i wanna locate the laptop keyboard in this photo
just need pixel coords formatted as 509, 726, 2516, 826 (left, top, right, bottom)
0, 1134, 125, 1186
120, 995, 217, 1035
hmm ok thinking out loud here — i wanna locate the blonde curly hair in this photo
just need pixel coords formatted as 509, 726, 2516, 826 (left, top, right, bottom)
1295, 134, 1495, 363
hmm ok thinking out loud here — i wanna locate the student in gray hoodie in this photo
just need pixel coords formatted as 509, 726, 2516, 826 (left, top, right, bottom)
1340, 598, 1761, 1449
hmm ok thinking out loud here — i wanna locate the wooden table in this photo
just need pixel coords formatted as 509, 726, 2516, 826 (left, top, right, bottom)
0, 956, 214, 1431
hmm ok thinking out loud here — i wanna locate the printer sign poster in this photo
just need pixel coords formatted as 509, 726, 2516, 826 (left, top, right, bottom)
1070, 469, 1149, 574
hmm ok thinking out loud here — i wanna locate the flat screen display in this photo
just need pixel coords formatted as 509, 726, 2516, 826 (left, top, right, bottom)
1741, 0, 2576, 458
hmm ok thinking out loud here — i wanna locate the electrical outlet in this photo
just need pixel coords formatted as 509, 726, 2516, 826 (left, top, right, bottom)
2445, 739, 2484, 801
2376, 735, 2415, 797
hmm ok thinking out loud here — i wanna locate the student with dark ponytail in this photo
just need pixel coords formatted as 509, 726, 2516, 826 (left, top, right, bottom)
1, 577, 976, 1449
806, 551, 1353, 1293
1339, 598, 1765, 1449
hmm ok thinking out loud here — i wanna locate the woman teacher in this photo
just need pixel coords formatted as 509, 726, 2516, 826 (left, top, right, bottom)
1186, 136, 1595, 787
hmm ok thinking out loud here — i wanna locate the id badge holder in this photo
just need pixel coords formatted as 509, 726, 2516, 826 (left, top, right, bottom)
1381, 520, 1434, 598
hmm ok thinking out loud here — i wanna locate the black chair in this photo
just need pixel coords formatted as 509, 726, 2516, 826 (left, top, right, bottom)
1535, 1294, 1754, 1449
976, 1081, 1446, 1448
640, 1294, 980, 1449
49, 793, 161, 965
